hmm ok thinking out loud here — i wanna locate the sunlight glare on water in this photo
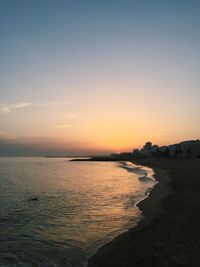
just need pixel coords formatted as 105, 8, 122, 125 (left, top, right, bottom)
0, 157, 155, 266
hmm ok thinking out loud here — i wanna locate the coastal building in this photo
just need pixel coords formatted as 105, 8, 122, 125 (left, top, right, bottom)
140, 142, 154, 157
132, 139, 200, 159
132, 149, 140, 156
179, 140, 200, 158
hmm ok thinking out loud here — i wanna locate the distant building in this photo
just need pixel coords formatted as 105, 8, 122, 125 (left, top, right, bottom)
143, 142, 152, 150
133, 149, 140, 156
130, 139, 200, 159
180, 140, 200, 158
152, 145, 159, 153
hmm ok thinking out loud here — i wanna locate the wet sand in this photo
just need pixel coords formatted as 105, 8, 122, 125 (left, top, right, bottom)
87, 158, 200, 267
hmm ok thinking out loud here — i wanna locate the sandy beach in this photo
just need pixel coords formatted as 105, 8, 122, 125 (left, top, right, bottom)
87, 158, 200, 267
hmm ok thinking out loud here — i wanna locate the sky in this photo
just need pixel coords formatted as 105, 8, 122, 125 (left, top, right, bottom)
0, 0, 200, 155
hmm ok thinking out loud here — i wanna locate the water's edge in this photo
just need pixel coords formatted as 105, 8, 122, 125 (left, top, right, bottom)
86, 161, 158, 267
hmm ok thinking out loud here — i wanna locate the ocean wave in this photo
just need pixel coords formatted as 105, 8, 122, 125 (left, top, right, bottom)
118, 161, 149, 177
118, 161, 156, 186
138, 175, 155, 183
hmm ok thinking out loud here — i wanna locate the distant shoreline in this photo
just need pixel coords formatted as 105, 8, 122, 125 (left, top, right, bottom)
87, 158, 200, 266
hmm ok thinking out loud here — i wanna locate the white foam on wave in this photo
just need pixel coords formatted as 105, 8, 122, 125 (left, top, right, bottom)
138, 175, 155, 183
118, 161, 154, 179
118, 161, 157, 197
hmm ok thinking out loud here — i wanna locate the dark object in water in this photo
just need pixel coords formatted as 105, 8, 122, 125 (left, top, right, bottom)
30, 197, 38, 201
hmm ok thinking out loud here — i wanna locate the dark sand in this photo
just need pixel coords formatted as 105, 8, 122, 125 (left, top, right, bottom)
87, 159, 200, 267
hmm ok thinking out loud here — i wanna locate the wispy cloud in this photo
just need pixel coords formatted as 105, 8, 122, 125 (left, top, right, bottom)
56, 124, 76, 128
0, 103, 31, 113
65, 113, 80, 119
0, 130, 18, 139
34, 102, 69, 107
0, 102, 69, 113
161, 127, 182, 133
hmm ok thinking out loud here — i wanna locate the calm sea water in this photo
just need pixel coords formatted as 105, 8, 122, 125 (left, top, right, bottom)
0, 157, 155, 267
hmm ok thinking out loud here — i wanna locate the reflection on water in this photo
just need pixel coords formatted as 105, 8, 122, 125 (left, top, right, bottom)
0, 157, 155, 266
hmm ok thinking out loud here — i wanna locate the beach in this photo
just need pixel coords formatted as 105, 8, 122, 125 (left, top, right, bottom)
88, 158, 200, 267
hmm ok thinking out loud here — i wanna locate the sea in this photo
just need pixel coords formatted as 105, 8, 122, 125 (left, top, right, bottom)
0, 157, 156, 267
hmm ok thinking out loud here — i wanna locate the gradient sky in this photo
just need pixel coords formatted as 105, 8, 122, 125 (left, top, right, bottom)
0, 0, 200, 155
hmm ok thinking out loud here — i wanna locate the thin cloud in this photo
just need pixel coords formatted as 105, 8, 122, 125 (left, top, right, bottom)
158, 127, 183, 136
65, 113, 80, 119
0, 130, 18, 139
161, 127, 181, 133
56, 124, 76, 128
34, 102, 69, 107
0, 103, 31, 113
0, 102, 69, 113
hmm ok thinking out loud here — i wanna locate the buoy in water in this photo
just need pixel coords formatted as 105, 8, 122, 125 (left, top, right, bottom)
30, 197, 38, 201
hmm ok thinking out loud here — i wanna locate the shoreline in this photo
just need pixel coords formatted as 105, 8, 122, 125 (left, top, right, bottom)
85, 161, 159, 266
87, 158, 200, 266
135, 164, 173, 218
87, 160, 172, 266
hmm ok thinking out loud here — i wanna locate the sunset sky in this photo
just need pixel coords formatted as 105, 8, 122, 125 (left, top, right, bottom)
0, 0, 200, 155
